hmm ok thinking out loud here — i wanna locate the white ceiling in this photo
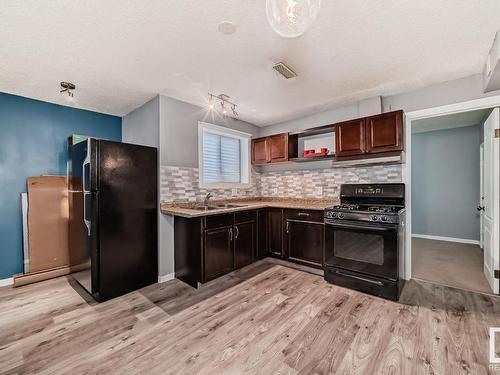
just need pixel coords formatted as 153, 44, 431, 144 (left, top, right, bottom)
412, 108, 491, 134
1, 1, 500, 126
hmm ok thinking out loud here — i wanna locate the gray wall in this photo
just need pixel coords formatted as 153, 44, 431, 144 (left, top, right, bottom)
160, 96, 259, 168
122, 96, 160, 147
411, 125, 481, 241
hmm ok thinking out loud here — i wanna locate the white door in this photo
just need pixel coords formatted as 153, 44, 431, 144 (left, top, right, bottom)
483, 108, 499, 294
480, 143, 484, 249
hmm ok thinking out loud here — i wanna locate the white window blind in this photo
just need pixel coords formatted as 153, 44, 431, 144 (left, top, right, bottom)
202, 131, 241, 183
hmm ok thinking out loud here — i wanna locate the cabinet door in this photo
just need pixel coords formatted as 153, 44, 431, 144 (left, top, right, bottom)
335, 119, 366, 157
204, 226, 234, 281
252, 137, 269, 164
269, 134, 289, 162
268, 208, 284, 257
365, 110, 403, 154
235, 222, 255, 269
257, 209, 268, 258
287, 220, 324, 267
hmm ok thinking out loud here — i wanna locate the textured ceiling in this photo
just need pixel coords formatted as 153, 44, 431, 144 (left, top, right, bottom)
1, 0, 500, 126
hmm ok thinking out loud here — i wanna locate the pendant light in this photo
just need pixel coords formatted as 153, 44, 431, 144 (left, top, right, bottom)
266, 0, 321, 38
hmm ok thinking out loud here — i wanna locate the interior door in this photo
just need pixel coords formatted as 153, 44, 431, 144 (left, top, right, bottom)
479, 143, 484, 249
483, 108, 499, 294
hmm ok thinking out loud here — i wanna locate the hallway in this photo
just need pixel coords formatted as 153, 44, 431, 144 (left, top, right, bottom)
412, 237, 492, 294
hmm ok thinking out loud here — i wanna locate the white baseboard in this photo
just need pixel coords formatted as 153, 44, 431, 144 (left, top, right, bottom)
158, 273, 175, 283
412, 233, 479, 245
0, 277, 13, 287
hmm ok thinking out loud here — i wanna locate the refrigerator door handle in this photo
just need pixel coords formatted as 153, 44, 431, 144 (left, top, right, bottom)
82, 139, 91, 235
83, 192, 91, 236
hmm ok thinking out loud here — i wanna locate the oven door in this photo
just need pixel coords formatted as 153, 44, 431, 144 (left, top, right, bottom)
324, 219, 398, 281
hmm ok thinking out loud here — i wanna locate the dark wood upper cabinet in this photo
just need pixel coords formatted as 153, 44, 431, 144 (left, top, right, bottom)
365, 110, 403, 154
269, 134, 289, 162
234, 221, 255, 269
268, 208, 284, 257
335, 110, 404, 157
251, 133, 289, 165
251, 137, 268, 164
204, 226, 234, 282
335, 118, 366, 157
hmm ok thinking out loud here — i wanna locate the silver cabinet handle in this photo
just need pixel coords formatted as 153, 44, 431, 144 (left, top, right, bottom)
297, 212, 310, 217
234, 225, 239, 239
229, 228, 233, 241
286, 221, 290, 233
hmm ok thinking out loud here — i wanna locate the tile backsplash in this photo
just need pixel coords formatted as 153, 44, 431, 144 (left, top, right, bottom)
160, 165, 402, 202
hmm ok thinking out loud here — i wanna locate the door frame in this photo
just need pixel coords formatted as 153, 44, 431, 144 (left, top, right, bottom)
403, 94, 500, 283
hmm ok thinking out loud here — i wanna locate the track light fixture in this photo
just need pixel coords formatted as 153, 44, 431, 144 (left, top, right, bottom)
60, 81, 76, 101
207, 93, 238, 118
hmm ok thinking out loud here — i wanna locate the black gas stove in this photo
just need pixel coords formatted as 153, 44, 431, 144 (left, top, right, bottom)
325, 203, 404, 223
323, 183, 406, 301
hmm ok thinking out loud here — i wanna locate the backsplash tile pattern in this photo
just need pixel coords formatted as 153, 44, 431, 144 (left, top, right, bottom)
258, 165, 402, 198
160, 166, 259, 202
160, 165, 402, 202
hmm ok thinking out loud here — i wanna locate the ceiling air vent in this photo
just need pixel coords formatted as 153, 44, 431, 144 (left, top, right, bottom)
272, 62, 297, 79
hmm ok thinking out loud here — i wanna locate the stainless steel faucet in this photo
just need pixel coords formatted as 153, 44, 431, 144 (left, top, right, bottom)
203, 193, 213, 207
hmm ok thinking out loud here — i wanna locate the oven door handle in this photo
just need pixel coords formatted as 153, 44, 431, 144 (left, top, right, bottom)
335, 270, 384, 286
326, 222, 396, 231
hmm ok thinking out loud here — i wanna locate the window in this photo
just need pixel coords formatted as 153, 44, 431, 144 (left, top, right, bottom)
198, 122, 251, 188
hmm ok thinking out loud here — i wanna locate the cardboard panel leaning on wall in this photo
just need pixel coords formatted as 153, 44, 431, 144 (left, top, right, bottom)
27, 176, 69, 273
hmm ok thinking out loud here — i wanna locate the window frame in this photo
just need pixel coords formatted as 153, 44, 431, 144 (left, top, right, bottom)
198, 122, 251, 189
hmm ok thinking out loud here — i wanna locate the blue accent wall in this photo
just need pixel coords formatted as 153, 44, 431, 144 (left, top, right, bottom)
0, 92, 121, 279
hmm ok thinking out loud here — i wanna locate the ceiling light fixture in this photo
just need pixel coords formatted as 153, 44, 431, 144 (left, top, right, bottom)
208, 93, 238, 118
266, 0, 321, 38
60, 81, 76, 101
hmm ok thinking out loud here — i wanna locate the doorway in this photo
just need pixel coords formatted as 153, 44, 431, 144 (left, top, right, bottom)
404, 99, 500, 295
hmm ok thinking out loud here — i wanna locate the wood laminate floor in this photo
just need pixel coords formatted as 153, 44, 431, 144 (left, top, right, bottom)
1, 260, 500, 374
412, 237, 493, 295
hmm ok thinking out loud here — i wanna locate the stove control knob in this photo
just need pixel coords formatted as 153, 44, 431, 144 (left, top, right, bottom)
338, 213, 345, 219
332, 212, 337, 218
381, 216, 388, 222
371, 215, 378, 221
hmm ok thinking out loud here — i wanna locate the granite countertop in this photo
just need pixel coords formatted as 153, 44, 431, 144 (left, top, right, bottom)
160, 197, 340, 218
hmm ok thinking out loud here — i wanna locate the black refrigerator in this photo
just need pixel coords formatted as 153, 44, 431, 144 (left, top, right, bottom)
68, 137, 158, 301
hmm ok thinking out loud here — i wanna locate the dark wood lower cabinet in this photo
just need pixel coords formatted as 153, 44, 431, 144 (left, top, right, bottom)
268, 208, 284, 257
257, 209, 268, 258
204, 226, 234, 281
286, 219, 324, 267
234, 221, 255, 269
174, 208, 324, 287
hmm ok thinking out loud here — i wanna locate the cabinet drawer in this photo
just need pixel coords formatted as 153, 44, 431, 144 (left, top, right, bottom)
284, 209, 324, 223
235, 210, 257, 224
204, 213, 234, 229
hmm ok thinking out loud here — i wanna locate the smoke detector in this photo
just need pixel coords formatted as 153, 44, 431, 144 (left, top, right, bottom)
272, 62, 297, 79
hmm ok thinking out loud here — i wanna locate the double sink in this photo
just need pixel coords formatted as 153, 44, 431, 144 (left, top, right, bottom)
193, 203, 246, 211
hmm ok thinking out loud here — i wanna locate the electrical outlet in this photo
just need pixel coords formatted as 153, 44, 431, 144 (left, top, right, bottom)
232, 188, 238, 197
273, 187, 278, 195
